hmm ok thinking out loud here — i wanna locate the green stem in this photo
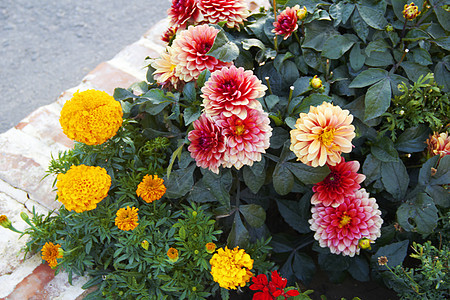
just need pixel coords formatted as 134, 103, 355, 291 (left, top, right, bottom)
265, 77, 273, 95
286, 86, 295, 115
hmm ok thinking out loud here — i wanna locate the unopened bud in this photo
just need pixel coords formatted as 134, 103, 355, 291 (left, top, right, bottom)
0, 215, 11, 229
310, 75, 323, 89
296, 6, 307, 20
358, 238, 372, 250
20, 212, 29, 222
141, 240, 149, 250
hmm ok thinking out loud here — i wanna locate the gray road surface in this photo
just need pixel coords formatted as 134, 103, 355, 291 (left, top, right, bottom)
0, 0, 171, 133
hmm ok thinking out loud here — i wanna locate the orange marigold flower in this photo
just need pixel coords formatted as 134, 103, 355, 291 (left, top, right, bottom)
272, 5, 299, 40
115, 206, 139, 231
171, 24, 232, 82
210, 246, 253, 289
427, 132, 450, 157
205, 242, 217, 253
167, 247, 179, 262
151, 46, 181, 89
59, 90, 123, 145
136, 175, 167, 203
403, 2, 420, 20
41, 242, 63, 268
56, 165, 111, 213
198, 0, 249, 29
290, 102, 355, 167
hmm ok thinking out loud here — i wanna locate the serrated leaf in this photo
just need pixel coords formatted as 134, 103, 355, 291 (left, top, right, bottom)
240, 204, 266, 228
397, 193, 438, 234
434, 57, 450, 92
364, 78, 391, 120
365, 50, 394, 67
365, 39, 390, 56
293, 252, 316, 285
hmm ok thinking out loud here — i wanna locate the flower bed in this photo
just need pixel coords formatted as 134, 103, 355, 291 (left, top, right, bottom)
1, 0, 449, 299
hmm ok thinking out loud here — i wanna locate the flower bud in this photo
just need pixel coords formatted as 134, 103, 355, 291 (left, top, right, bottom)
358, 238, 372, 250
296, 6, 307, 20
403, 2, 420, 20
167, 247, 179, 263
0, 215, 11, 229
192, 211, 197, 217
205, 242, 217, 254
20, 212, 30, 222
310, 75, 323, 89
385, 24, 394, 32
141, 240, 149, 250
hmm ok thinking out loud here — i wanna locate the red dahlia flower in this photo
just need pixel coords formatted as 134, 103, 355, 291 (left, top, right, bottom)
250, 271, 300, 300
197, 0, 249, 29
311, 158, 366, 207
167, 0, 202, 27
309, 188, 383, 257
188, 113, 227, 174
272, 5, 299, 40
201, 65, 267, 120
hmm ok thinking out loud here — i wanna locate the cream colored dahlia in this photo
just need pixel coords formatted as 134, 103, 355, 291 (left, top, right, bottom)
151, 46, 181, 89
171, 24, 232, 82
290, 102, 355, 167
197, 0, 249, 29
201, 65, 266, 120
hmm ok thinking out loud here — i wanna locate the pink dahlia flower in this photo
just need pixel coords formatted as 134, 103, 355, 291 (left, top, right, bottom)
309, 188, 383, 257
167, 0, 202, 27
171, 24, 232, 82
188, 113, 227, 174
201, 66, 267, 120
216, 108, 272, 170
198, 0, 249, 29
311, 158, 366, 208
272, 5, 299, 40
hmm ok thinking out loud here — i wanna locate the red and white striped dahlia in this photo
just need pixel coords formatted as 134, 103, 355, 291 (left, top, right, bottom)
311, 158, 366, 208
309, 188, 383, 257
171, 24, 232, 82
167, 0, 202, 27
201, 65, 267, 120
216, 108, 272, 170
197, 0, 249, 28
188, 113, 227, 174
272, 5, 299, 40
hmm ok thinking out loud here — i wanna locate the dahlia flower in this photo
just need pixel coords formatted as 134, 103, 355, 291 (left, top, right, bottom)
216, 108, 272, 170
151, 46, 181, 89
210, 246, 253, 290
201, 65, 267, 120
250, 271, 300, 299
188, 113, 227, 174
171, 24, 232, 82
115, 206, 139, 231
403, 2, 420, 20
59, 90, 123, 145
197, 0, 249, 29
272, 5, 299, 40
311, 158, 366, 207
136, 174, 166, 203
167, 0, 202, 27
161, 26, 179, 44
427, 131, 450, 157
309, 188, 383, 257
290, 101, 355, 167
56, 165, 111, 213
41, 242, 63, 268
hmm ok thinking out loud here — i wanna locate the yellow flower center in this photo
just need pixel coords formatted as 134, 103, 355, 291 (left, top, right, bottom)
235, 124, 245, 136
319, 127, 335, 146
339, 213, 352, 228
170, 64, 176, 72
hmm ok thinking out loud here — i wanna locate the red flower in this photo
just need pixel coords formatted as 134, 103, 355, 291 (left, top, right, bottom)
250, 271, 300, 300
311, 157, 366, 207
272, 6, 299, 40
197, 0, 249, 29
167, 0, 202, 27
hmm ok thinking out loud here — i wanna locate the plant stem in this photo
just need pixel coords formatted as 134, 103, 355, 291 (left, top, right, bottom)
293, 31, 302, 49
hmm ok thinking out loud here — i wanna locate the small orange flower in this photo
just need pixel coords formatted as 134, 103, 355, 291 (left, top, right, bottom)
403, 2, 420, 20
136, 175, 167, 203
427, 132, 450, 157
115, 206, 139, 231
41, 242, 63, 268
167, 247, 179, 262
205, 242, 217, 253
0, 215, 11, 228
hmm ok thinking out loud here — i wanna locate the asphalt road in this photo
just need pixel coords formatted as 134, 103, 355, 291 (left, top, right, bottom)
0, 0, 171, 133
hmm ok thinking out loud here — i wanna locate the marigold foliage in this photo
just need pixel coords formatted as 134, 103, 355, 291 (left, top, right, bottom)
59, 89, 123, 145
56, 164, 111, 213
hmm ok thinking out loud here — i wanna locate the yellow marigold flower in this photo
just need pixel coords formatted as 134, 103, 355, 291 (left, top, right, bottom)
427, 132, 450, 157
296, 6, 307, 20
205, 242, 216, 254
210, 246, 254, 290
403, 2, 420, 20
290, 102, 355, 167
59, 89, 123, 145
310, 75, 322, 89
136, 174, 166, 203
0, 215, 11, 228
167, 247, 179, 263
41, 242, 63, 269
115, 206, 139, 231
56, 165, 111, 213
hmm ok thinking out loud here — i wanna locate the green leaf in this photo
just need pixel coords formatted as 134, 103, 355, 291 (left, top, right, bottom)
276, 195, 312, 234
425, 185, 450, 208
373, 240, 409, 271
242, 38, 265, 51
270, 127, 290, 149
292, 77, 313, 96
394, 125, 431, 153
201, 169, 232, 210
349, 68, 388, 88
364, 78, 391, 120
292, 94, 332, 115
243, 165, 266, 194
434, 36, 450, 51
349, 43, 366, 71
430, 155, 449, 186
166, 143, 184, 179
356, 0, 387, 30
432, 0, 450, 31
302, 48, 327, 73
381, 160, 409, 200
264, 95, 280, 111
113, 88, 135, 101
321, 34, 355, 59
351, 9, 369, 42
240, 204, 266, 228
371, 136, 399, 162
280, 61, 300, 84
365, 50, 394, 67
227, 213, 249, 248
164, 164, 195, 199
182, 82, 196, 103
434, 56, 450, 92
197, 69, 210, 88
272, 163, 294, 195
183, 106, 201, 126
365, 39, 390, 56
418, 155, 439, 186
329, 2, 355, 26
347, 256, 370, 282
293, 252, 316, 285
303, 21, 339, 51
207, 30, 239, 62
286, 162, 330, 185
274, 52, 295, 72
401, 61, 431, 83
397, 193, 438, 234
403, 29, 430, 42
363, 154, 382, 185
